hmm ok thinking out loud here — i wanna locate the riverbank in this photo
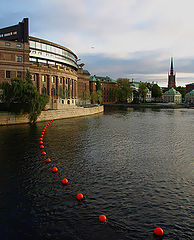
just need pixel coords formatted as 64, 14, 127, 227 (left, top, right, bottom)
103, 103, 187, 109
0, 105, 104, 125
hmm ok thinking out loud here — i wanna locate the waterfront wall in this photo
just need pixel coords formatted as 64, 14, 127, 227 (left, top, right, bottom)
0, 105, 104, 125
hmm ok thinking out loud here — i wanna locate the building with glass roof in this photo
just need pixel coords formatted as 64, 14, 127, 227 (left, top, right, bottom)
0, 18, 89, 107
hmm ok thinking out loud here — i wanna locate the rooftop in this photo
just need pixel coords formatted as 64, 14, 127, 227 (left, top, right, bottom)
163, 88, 181, 95
90, 75, 116, 83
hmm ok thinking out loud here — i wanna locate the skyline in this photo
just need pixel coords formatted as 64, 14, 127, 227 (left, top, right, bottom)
1, 0, 194, 86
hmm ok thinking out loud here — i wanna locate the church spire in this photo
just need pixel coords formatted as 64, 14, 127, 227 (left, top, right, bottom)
168, 57, 176, 88
170, 57, 174, 75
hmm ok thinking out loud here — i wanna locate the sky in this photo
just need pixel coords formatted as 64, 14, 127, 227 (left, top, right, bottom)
1, 0, 194, 86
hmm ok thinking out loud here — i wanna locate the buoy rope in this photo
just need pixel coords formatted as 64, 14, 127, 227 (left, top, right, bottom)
39, 120, 163, 237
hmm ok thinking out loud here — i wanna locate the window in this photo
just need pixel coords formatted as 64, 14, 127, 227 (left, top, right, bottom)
17, 71, 22, 78
6, 71, 11, 78
16, 56, 22, 62
16, 44, 22, 48
60, 78, 63, 84
42, 75, 46, 82
4, 32, 11, 37
42, 44, 47, 51
29, 41, 35, 48
51, 76, 55, 83
5, 42, 11, 46
36, 42, 42, 49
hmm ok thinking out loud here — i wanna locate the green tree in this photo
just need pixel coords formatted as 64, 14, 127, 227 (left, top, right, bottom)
146, 82, 152, 91
152, 84, 162, 100
0, 70, 48, 123
114, 78, 132, 103
91, 90, 102, 104
81, 90, 91, 105
138, 82, 147, 102
91, 79, 102, 104
96, 79, 102, 91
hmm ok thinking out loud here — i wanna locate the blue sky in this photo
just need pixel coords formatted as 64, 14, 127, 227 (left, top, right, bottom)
1, 0, 194, 86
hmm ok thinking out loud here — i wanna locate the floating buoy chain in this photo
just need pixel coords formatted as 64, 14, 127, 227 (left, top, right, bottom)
39, 120, 164, 236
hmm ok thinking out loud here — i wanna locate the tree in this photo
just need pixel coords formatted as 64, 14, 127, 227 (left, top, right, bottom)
146, 82, 152, 91
114, 78, 132, 103
91, 79, 102, 104
0, 70, 48, 123
152, 84, 162, 100
91, 90, 102, 104
138, 82, 147, 102
81, 90, 91, 105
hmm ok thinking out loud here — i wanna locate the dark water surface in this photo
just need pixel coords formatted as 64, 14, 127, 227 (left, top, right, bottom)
0, 107, 193, 240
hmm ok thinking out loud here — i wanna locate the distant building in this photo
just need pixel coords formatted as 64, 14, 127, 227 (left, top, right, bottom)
130, 80, 152, 102
163, 88, 182, 103
90, 75, 117, 103
145, 87, 152, 102
168, 57, 176, 88
186, 83, 194, 93
185, 90, 194, 104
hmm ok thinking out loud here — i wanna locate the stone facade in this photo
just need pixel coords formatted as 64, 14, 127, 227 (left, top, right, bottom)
90, 75, 117, 104
0, 40, 30, 83
163, 88, 182, 103
0, 105, 104, 125
77, 68, 90, 104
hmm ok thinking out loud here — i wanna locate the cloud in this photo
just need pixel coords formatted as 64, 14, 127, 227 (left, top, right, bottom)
1, 0, 194, 85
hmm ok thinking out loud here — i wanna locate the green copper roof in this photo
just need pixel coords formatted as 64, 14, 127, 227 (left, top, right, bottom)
90, 75, 116, 83
89, 76, 97, 82
83, 69, 90, 75
163, 88, 181, 95
185, 90, 194, 96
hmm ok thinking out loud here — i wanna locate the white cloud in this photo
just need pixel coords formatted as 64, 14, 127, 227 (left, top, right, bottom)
1, 0, 194, 84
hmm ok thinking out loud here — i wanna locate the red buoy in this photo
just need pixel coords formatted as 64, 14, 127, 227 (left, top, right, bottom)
40, 145, 44, 149
46, 158, 51, 163
40, 138, 43, 141
62, 178, 68, 184
99, 215, 107, 222
52, 167, 58, 173
42, 151, 46, 156
40, 141, 43, 144
76, 193, 84, 200
154, 227, 164, 237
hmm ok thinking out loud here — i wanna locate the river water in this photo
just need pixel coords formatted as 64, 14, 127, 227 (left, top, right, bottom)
0, 107, 193, 240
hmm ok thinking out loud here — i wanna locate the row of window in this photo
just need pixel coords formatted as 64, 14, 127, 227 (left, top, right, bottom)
5, 70, 22, 78
32, 75, 76, 85
30, 50, 76, 66
29, 40, 76, 62
3, 42, 22, 47
0, 31, 17, 38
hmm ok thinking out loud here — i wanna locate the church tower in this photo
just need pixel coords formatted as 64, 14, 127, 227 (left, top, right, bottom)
168, 57, 176, 88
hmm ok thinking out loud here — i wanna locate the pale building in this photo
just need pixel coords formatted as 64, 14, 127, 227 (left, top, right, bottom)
163, 88, 182, 103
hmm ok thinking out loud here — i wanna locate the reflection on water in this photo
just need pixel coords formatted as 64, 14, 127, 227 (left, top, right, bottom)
0, 107, 193, 240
